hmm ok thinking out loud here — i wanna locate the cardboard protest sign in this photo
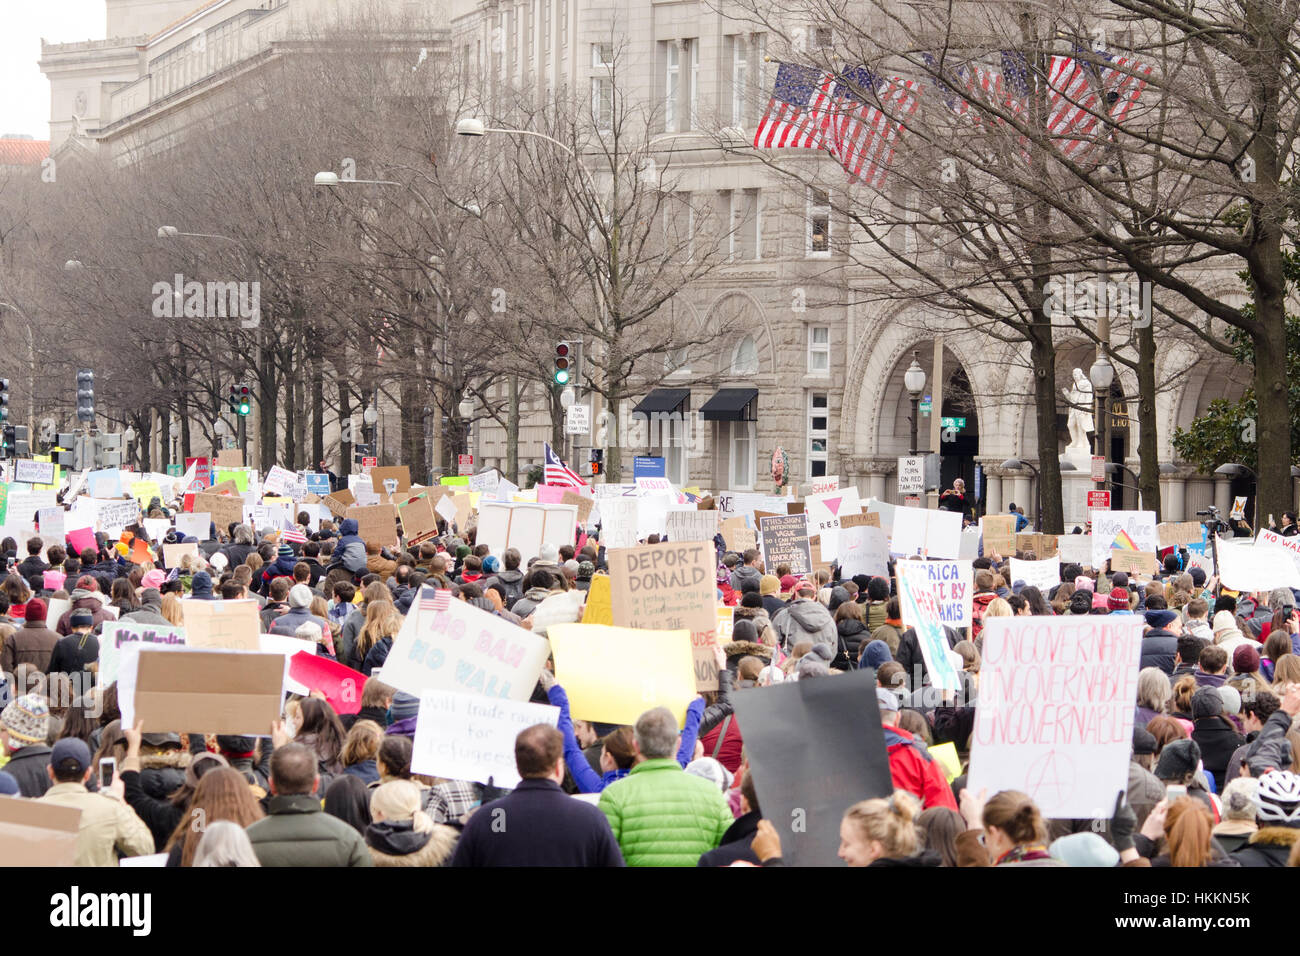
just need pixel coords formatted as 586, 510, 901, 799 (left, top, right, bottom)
181, 599, 260, 650
608, 541, 720, 691
803, 487, 861, 561
840, 510, 881, 530
759, 514, 812, 575
895, 561, 967, 690
1218, 538, 1300, 591
1108, 549, 1157, 574
370, 466, 411, 496
288, 652, 368, 715
193, 491, 242, 531
411, 689, 560, 788
1158, 521, 1204, 548
547, 622, 698, 725
0, 798, 81, 866
720, 516, 757, 554
562, 490, 594, 526
1015, 532, 1059, 558
1091, 510, 1157, 570
131, 648, 284, 735
382, 588, 549, 701
345, 503, 399, 548
664, 508, 718, 543
732, 670, 894, 866
98, 621, 186, 688
397, 493, 440, 545
1056, 533, 1094, 567
969, 616, 1143, 818
162, 542, 199, 569
980, 515, 1017, 557
207, 478, 240, 496
838, 525, 890, 579
216, 448, 244, 467
1009, 557, 1061, 592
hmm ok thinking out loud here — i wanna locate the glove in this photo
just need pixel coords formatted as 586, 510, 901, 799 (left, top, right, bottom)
1109, 791, 1137, 853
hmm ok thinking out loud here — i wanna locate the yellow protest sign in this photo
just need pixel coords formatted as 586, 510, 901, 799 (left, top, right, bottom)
130, 481, 163, 507
33, 455, 60, 491
581, 574, 613, 625
263, 495, 293, 506
547, 622, 698, 726
928, 741, 963, 783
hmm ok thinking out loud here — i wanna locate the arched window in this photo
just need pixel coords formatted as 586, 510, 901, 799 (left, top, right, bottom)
730, 336, 758, 376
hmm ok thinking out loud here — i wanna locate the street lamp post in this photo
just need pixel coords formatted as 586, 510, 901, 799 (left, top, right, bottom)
1088, 355, 1114, 492
458, 394, 475, 468
169, 420, 181, 466
904, 351, 926, 457
363, 404, 379, 458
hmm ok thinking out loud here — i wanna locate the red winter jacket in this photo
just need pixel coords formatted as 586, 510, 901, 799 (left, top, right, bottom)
885, 724, 958, 810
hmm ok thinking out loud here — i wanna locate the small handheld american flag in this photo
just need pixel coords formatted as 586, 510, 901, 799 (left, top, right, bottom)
419, 588, 452, 612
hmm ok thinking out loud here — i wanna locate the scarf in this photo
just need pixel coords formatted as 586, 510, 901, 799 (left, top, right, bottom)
995, 844, 1052, 865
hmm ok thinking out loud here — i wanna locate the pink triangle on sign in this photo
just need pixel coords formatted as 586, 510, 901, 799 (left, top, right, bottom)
823, 496, 843, 516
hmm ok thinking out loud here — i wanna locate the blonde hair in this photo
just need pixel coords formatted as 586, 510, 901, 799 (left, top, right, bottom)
842, 790, 921, 859
160, 592, 185, 626
984, 598, 1013, 618
370, 780, 433, 833
1272, 654, 1300, 692
341, 719, 383, 768
356, 601, 402, 662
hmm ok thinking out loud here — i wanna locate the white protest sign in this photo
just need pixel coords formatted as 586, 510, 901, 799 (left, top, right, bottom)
175, 513, 210, 540
37, 508, 65, 540
411, 688, 560, 788
635, 494, 673, 540
98, 621, 186, 689
98, 499, 142, 535
808, 476, 840, 495
1217, 538, 1300, 591
468, 469, 500, 493
494, 477, 519, 502
803, 487, 861, 561
262, 465, 298, 497
143, 518, 171, 542
897, 457, 924, 495
838, 525, 890, 579
13, 460, 55, 485
635, 476, 674, 497
894, 561, 969, 690
381, 588, 550, 701
258, 633, 315, 696
1009, 557, 1061, 593
1255, 529, 1300, 577
1056, 534, 1094, 568
1091, 510, 1157, 570
969, 616, 1143, 819
890, 507, 962, 559
434, 494, 458, 526
664, 508, 718, 543
599, 496, 640, 549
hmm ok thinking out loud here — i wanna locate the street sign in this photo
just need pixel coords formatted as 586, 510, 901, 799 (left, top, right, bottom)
940, 417, 966, 429
897, 456, 924, 495
1091, 455, 1105, 483
565, 404, 590, 435
918, 402, 932, 414
903, 495, 921, 508
633, 456, 666, 480
457, 454, 473, 476
166, 464, 182, 477
1087, 490, 1111, 510
361, 456, 378, 468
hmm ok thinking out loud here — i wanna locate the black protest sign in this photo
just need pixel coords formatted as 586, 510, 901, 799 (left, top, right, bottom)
759, 514, 812, 575
732, 669, 894, 866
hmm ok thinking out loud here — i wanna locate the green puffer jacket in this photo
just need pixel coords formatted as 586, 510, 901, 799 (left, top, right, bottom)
245, 794, 373, 867
598, 758, 735, 867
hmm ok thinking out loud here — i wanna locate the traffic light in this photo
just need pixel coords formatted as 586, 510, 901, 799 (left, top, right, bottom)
0, 378, 8, 427
553, 342, 571, 386
0, 426, 12, 458
590, 448, 603, 476
76, 368, 95, 422
12, 425, 29, 459
228, 383, 252, 416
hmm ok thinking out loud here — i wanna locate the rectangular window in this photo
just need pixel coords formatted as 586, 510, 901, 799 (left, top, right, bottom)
560, 0, 567, 45
808, 187, 830, 256
730, 421, 755, 490
663, 41, 679, 132
687, 38, 699, 129
731, 36, 748, 126
542, 0, 550, 52
808, 392, 829, 478
814, 26, 833, 49
514, 4, 521, 68
662, 191, 693, 261
592, 43, 613, 129
732, 188, 759, 261
808, 326, 830, 374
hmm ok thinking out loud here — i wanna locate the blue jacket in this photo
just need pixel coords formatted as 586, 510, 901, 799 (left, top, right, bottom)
450, 778, 624, 867
547, 684, 704, 794
1011, 510, 1030, 533
329, 519, 367, 575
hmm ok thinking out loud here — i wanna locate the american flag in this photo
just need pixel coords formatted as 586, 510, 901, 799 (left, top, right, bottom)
753, 62, 835, 150
419, 588, 452, 612
824, 67, 919, 188
1048, 48, 1151, 161
280, 525, 307, 544
543, 442, 588, 489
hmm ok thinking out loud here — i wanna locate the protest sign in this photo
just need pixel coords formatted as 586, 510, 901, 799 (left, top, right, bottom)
345, 503, 399, 548
434, 494, 458, 527
895, 561, 967, 690
162, 542, 199, 568
980, 515, 1017, 557
142, 517, 170, 542
214, 469, 250, 493
840, 510, 881, 530
468, 469, 500, 493
547, 622, 698, 725
1257, 529, 1300, 577
1056, 534, 1094, 567
838, 525, 890, 579
891, 507, 963, 559
0, 798, 81, 867
397, 493, 439, 545
303, 472, 331, 495
732, 670, 894, 866
411, 689, 560, 788
382, 588, 549, 702
181, 599, 260, 650
207, 478, 240, 496
256, 635, 314, 695
1158, 521, 1204, 548
370, 466, 411, 496
1218, 538, 1300, 591
808, 535, 833, 577
1109, 549, 1157, 574
97, 499, 141, 535
582, 573, 613, 625
216, 448, 244, 467
1009, 557, 1061, 592
598, 496, 640, 549
13, 459, 55, 485
175, 512, 210, 540
98, 621, 186, 689
130, 648, 284, 735
193, 491, 242, 531
969, 616, 1143, 818
287, 652, 367, 715
37, 507, 64, 540
536, 484, 566, 505
128, 480, 162, 508
786, 500, 805, 515
720, 516, 757, 553
86, 468, 122, 498
636, 493, 674, 539
803, 487, 861, 561
561, 490, 594, 526
664, 508, 718, 543
261, 465, 298, 497
635, 476, 674, 496
1091, 510, 1157, 570
716, 606, 734, 644
809, 475, 840, 495
1231, 496, 1247, 520
759, 514, 812, 575
608, 541, 720, 691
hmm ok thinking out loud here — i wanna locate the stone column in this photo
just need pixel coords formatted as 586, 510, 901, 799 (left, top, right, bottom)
985, 472, 1003, 516
1161, 471, 1188, 522
1214, 475, 1232, 516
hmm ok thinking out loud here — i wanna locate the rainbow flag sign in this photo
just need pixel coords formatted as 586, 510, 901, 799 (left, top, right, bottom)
1091, 511, 1157, 568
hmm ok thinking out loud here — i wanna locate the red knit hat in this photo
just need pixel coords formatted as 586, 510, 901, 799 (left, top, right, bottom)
1107, 587, 1130, 611
23, 598, 46, 623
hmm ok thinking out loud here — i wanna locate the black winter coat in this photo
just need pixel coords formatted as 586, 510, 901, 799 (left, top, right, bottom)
3, 744, 51, 797
1231, 827, 1300, 867
1191, 717, 1245, 791
1139, 630, 1178, 675
837, 618, 870, 664
449, 779, 624, 867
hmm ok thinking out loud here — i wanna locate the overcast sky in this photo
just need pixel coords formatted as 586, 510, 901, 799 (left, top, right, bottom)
1, 1, 106, 139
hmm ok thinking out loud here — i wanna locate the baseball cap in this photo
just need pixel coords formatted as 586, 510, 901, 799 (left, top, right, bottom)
50, 738, 92, 777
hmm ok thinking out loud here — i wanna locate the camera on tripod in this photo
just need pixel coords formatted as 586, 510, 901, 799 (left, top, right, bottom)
1196, 505, 1230, 536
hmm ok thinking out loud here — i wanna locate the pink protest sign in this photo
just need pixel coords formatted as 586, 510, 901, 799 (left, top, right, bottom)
289, 651, 368, 715
67, 527, 97, 555
536, 484, 566, 505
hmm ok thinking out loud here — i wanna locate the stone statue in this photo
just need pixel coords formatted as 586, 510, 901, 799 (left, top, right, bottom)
1063, 368, 1094, 460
